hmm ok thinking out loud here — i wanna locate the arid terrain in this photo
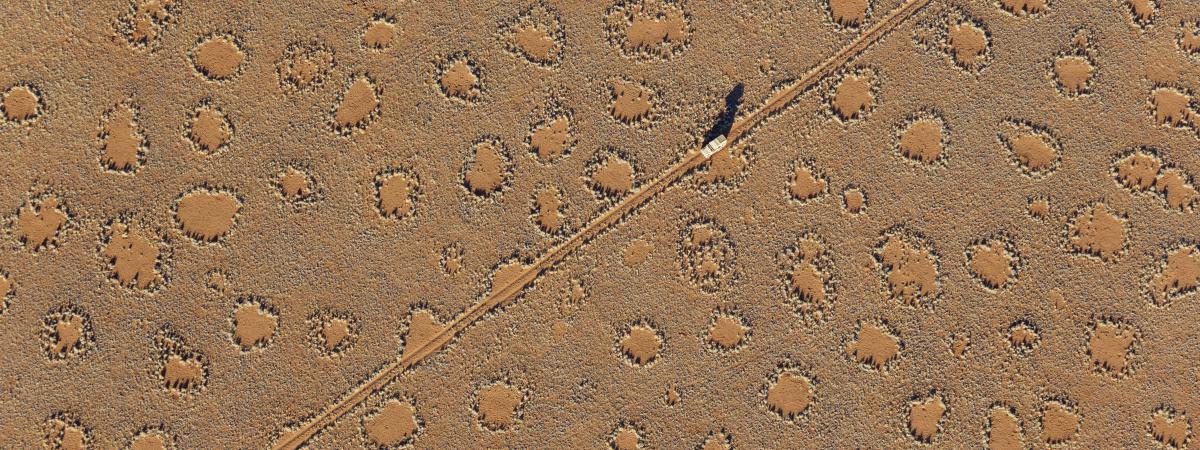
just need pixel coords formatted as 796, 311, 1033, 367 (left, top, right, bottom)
2, 0, 1200, 448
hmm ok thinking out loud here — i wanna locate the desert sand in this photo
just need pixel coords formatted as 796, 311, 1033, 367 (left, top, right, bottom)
2, 0, 1200, 448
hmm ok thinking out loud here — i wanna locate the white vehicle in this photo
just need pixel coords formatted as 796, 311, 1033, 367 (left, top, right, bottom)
702, 135, 727, 158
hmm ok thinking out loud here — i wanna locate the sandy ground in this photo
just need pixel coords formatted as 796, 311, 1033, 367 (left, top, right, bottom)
2, 0, 1200, 448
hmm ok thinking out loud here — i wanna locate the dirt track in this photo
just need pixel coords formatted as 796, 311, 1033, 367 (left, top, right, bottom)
3, 0, 1200, 448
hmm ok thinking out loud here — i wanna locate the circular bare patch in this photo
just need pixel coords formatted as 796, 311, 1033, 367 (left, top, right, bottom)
153, 327, 208, 395
230, 296, 279, 352
609, 79, 657, 125
2, 84, 42, 124
845, 319, 901, 371
842, 185, 867, 214
40, 305, 94, 360
436, 54, 482, 102
609, 422, 645, 450
186, 102, 233, 155
473, 380, 524, 432
361, 396, 421, 448
1000, 120, 1061, 177
44, 412, 93, 450
906, 393, 948, 444
362, 15, 398, 50
99, 100, 147, 173
127, 427, 175, 450
616, 321, 663, 366
1149, 406, 1190, 449
779, 233, 835, 321
277, 42, 334, 92
190, 34, 246, 81
873, 227, 941, 307
678, 216, 736, 293
331, 74, 382, 135
704, 309, 749, 352
895, 111, 949, 165
376, 168, 420, 220
1007, 320, 1040, 355
276, 166, 318, 206
1039, 399, 1080, 445
828, 68, 877, 121
1086, 319, 1138, 378
308, 309, 360, 357
12, 192, 71, 252
603, 0, 691, 60
1063, 202, 1128, 262
765, 367, 815, 422
501, 5, 565, 67
463, 138, 511, 198
174, 187, 241, 244
101, 219, 166, 291
586, 149, 637, 201
965, 235, 1020, 291
787, 159, 830, 203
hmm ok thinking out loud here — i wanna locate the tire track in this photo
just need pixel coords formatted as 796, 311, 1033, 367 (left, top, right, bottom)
272, 0, 931, 447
